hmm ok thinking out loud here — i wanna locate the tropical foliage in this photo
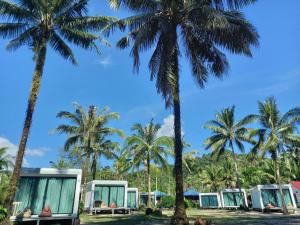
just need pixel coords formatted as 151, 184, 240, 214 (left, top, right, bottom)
56, 103, 123, 183
0, 148, 13, 171
118, 120, 173, 208
250, 97, 300, 214
204, 106, 257, 207
106, 0, 259, 223
0, 0, 115, 212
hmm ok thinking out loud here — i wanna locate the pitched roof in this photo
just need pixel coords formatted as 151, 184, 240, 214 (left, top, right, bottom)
154, 190, 167, 197
184, 188, 199, 197
291, 181, 300, 190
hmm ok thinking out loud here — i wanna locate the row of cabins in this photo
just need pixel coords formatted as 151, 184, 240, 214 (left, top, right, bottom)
187, 185, 299, 212
9, 168, 300, 225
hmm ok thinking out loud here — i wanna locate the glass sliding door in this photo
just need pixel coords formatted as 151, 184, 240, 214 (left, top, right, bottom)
94, 185, 125, 208
15, 177, 77, 215
127, 191, 136, 208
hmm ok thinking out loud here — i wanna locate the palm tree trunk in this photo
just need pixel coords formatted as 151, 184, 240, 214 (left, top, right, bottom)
275, 151, 288, 214
171, 42, 188, 225
147, 156, 152, 208
4, 44, 47, 216
83, 150, 91, 183
92, 152, 98, 180
230, 141, 247, 209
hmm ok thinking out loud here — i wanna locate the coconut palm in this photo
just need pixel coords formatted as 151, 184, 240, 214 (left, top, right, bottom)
56, 103, 123, 184
0, 0, 115, 211
49, 159, 69, 169
204, 106, 257, 208
107, 1, 258, 223
90, 136, 119, 180
200, 165, 223, 192
119, 120, 173, 208
252, 97, 300, 214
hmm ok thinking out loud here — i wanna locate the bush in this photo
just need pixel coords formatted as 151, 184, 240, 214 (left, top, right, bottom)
184, 199, 198, 209
0, 205, 7, 222
157, 196, 175, 209
78, 201, 84, 214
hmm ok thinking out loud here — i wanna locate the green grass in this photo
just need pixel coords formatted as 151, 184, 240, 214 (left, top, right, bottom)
80, 209, 300, 225
80, 211, 169, 225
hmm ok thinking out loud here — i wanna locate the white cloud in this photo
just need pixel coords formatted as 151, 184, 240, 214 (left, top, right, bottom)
98, 55, 112, 67
0, 137, 47, 167
26, 149, 46, 157
156, 115, 184, 138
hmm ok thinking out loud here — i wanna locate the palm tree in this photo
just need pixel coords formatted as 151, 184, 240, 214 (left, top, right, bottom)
119, 120, 173, 208
0, 147, 13, 188
200, 165, 223, 192
49, 159, 69, 169
0, 148, 13, 171
107, 1, 258, 223
252, 97, 300, 214
90, 136, 119, 180
204, 106, 257, 208
56, 103, 123, 184
0, 0, 115, 212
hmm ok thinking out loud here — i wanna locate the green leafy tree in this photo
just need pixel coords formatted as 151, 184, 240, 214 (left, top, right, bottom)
107, 0, 258, 223
0, 0, 115, 212
119, 120, 172, 208
252, 97, 300, 214
204, 106, 257, 208
56, 103, 123, 183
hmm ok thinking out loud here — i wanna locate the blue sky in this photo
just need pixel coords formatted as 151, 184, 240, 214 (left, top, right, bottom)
0, 0, 299, 168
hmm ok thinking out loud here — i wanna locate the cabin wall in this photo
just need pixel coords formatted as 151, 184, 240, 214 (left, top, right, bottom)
220, 189, 248, 208
14, 168, 82, 217
251, 185, 297, 210
85, 181, 128, 211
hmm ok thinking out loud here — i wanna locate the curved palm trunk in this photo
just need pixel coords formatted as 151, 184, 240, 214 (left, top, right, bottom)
147, 155, 152, 208
229, 141, 247, 209
171, 37, 188, 225
4, 44, 47, 216
275, 151, 288, 215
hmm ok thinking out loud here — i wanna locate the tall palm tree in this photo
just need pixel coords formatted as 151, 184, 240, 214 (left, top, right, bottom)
0, 0, 115, 212
90, 136, 119, 180
119, 120, 173, 208
56, 103, 123, 184
252, 97, 300, 214
107, 1, 258, 223
204, 106, 257, 208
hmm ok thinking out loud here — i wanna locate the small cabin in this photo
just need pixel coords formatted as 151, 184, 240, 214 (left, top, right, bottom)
127, 188, 139, 210
11, 168, 82, 225
84, 180, 128, 214
199, 193, 221, 208
251, 184, 297, 212
140, 190, 166, 206
220, 189, 248, 208
290, 181, 300, 207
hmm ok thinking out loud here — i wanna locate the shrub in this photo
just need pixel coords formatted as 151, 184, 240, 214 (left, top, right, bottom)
157, 196, 175, 209
78, 201, 84, 214
0, 205, 7, 222
184, 199, 199, 208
